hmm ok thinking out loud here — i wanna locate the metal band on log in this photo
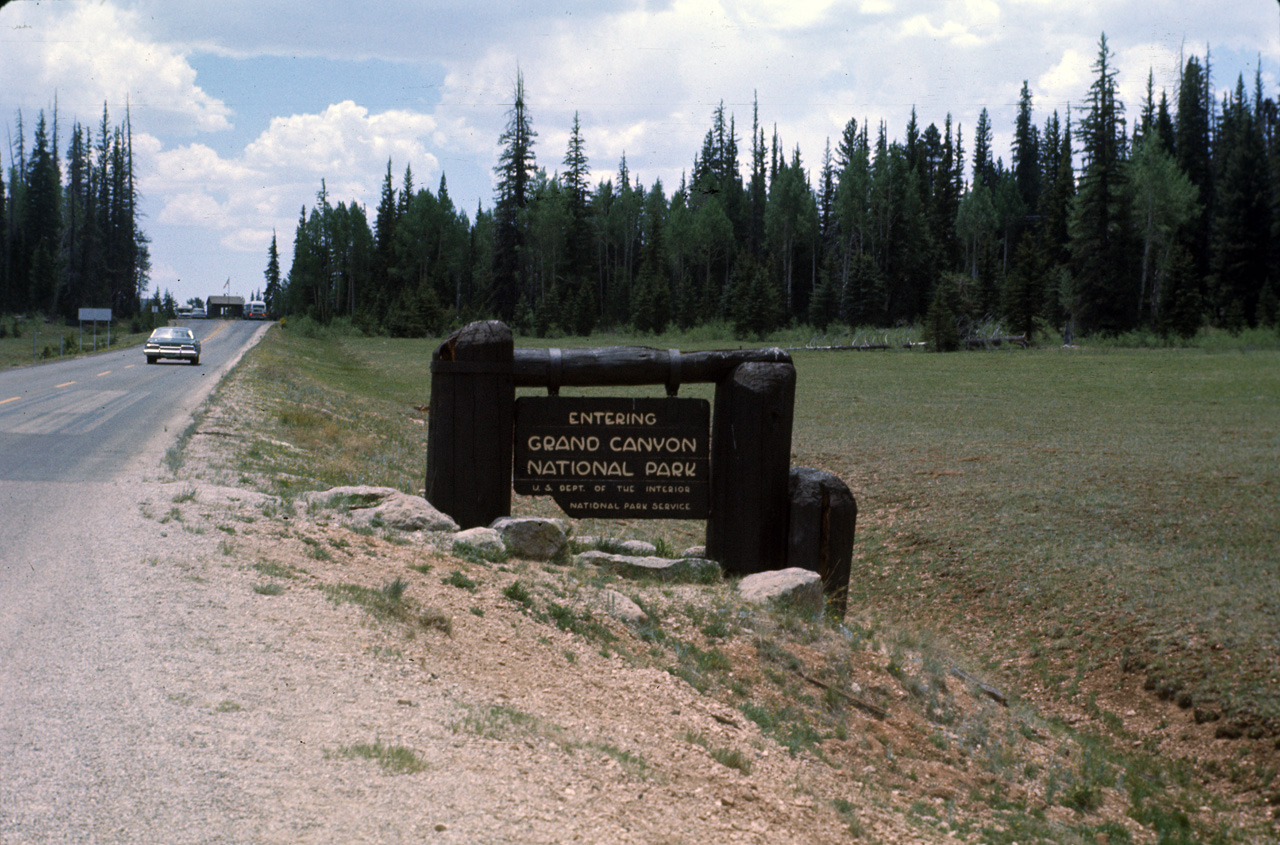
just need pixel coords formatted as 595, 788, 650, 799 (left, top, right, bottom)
706, 362, 796, 575
426, 321, 514, 528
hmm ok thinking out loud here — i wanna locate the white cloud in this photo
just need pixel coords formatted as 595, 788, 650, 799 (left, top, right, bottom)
1, 1, 231, 134
142, 100, 443, 261
1037, 48, 1093, 111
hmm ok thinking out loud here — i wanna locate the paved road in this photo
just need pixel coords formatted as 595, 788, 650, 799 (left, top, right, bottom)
0, 320, 269, 842
0, 320, 264, 482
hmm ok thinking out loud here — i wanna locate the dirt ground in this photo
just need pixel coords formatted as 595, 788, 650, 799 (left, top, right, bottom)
146, 364, 1280, 844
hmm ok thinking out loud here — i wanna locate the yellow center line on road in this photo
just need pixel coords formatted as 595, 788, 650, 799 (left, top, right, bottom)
202, 322, 230, 343
0, 396, 19, 406
97, 371, 111, 377
124, 364, 135, 369
55, 381, 76, 388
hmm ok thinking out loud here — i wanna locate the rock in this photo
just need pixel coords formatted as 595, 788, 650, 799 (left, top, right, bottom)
304, 485, 400, 508
737, 568, 824, 614
595, 589, 648, 625
574, 550, 721, 584
307, 486, 459, 532
615, 539, 658, 556
680, 545, 707, 559
576, 537, 658, 556
490, 517, 568, 560
356, 493, 458, 532
451, 527, 505, 556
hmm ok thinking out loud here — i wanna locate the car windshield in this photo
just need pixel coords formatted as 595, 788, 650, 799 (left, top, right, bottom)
151, 328, 192, 340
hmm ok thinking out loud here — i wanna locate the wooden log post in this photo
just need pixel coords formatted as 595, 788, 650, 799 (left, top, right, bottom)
426, 321, 514, 529
707, 362, 796, 574
787, 467, 857, 618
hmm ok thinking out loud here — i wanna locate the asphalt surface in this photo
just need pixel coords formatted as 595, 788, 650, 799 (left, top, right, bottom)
0, 320, 265, 482
0, 320, 270, 843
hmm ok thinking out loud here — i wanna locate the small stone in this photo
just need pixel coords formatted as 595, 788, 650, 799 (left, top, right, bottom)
597, 589, 647, 624
434, 823, 447, 832
615, 539, 657, 555
452, 526, 505, 556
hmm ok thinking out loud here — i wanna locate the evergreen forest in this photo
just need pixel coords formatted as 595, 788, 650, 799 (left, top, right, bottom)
1, 102, 152, 323
6, 36, 1280, 343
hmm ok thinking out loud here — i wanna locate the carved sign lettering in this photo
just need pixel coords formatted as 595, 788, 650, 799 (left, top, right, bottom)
514, 396, 710, 518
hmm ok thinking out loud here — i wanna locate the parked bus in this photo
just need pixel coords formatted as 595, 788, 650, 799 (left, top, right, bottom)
246, 300, 267, 320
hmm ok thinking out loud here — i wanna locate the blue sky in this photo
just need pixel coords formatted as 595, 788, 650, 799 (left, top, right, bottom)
2, 0, 1278, 308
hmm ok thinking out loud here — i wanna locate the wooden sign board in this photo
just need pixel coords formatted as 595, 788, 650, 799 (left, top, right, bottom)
514, 396, 710, 518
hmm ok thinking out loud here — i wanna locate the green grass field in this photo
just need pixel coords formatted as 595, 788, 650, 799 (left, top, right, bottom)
790, 345, 1280, 735
0, 315, 150, 368
237, 323, 1280, 738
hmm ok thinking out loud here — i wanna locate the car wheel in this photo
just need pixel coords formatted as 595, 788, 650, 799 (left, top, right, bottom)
191, 356, 200, 366
146, 356, 157, 364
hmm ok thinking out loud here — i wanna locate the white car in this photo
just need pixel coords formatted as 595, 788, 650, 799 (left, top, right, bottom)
190, 307, 207, 319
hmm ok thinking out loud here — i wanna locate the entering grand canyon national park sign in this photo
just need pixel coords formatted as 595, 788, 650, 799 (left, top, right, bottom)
514, 397, 710, 518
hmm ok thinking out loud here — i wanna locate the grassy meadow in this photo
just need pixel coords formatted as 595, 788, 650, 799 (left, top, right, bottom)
792, 344, 1280, 734
231, 321, 1279, 739
185, 320, 1280, 839
0, 314, 150, 368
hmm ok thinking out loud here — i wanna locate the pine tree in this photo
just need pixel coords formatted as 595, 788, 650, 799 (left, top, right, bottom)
972, 108, 995, 189
1176, 55, 1213, 286
1012, 82, 1041, 214
1069, 33, 1136, 334
730, 256, 780, 339
369, 159, 400, 320
24, 112, 62, 313
561, 112, 592, 277
1209, 76, 1268, 328
264, 231, 282, 316
765, 146, 817, 317
808, 258, 841, 331
492, 71, 536, 320
923, 274, 960, 351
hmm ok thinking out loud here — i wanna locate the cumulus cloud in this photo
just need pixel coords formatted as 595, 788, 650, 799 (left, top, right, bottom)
1, 1, 231, 134
142, 101, 442, 259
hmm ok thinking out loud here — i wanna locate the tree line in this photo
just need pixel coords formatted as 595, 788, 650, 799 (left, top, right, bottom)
1, 102, 153, 321
280, 35, 1278, 341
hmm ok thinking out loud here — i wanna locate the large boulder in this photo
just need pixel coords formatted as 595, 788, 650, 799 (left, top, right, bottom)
364, 493, 459, 532
737, 568, 824, 615
577, 537, 658, 556
490, 517, 568, 561
306, 486, 458, 532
